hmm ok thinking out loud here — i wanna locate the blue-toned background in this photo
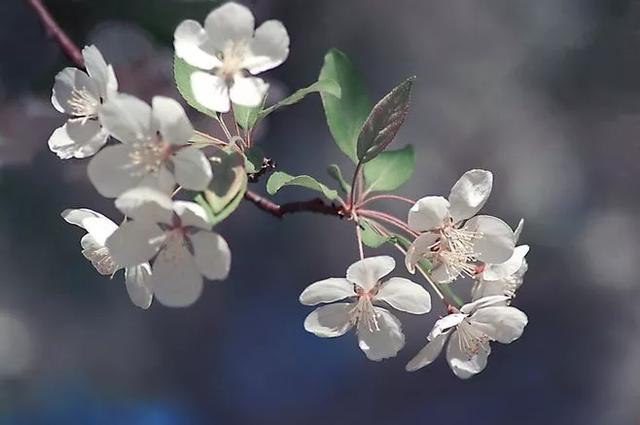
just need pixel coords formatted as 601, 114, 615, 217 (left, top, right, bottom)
0, 0, 638, 424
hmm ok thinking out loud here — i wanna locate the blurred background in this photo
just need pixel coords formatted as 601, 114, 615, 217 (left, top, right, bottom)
0, 0, 638, 423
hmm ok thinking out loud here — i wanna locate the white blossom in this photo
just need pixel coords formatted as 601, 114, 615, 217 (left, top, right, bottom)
87, 94, 212, 198
406, 296, 528, 379
472, 219, 529, 302
300, 256, 431, 361
61, 208, 153, 309
405, 169, 515, 283
105, 187, 231, 307
174, 2, 289, 112
49, 46, 118, 159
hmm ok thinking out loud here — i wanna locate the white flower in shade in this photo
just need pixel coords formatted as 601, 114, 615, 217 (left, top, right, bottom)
300, 256, 431, 361
472, 219, 529, 302
406, 296, 528, 379
87, 94, 212, 198
405, 169, 515, 283
174, 2, 289, 112
61, 208, 153, 309
105, 187, 231, 307
49, 45, 118, 159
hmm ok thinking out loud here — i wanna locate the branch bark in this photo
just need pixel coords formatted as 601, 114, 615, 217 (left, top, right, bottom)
27, 0, 346, 220
26, 0, 84, 67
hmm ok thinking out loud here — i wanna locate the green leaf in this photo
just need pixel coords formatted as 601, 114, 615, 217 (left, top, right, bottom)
174, 56, 217, 118
359, 219, 388, 248
197, 148, 248, 225
327, 164, 351, 194
233, 103, 262, 130
266, 171, 339, 200
318, 49, 371, 163
258, 80, 341, 120
363, 145, 415, 193
244, 146, 265, 174
356, 77, 415, 163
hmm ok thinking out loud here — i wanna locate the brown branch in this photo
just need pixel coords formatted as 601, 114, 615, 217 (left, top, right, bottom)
26, 0, 84, 67
243, 191, 345, 219
29, 0, 346, 220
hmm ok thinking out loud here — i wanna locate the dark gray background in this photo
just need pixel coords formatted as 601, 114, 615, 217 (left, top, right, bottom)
0, 0, 638, 424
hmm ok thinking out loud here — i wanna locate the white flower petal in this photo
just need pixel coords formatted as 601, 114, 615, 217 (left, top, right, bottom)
124, 263, 153, 309
79, 233, 119, 275
408, 196, 450, 231
460, 295, 510, 314
471, 280, 511, 301
172, 147, 212, 191
114, 187, 174, 224
430, 263, 457, 284
244, 20, 289, 74
375, 277, 431, 314
513, 218, 525, 242
448, 169, 493, 222
471, 306, 528, 344
446, 331, 490, 379
152, 247, 203, 307
174, 20, 220, 70
429, 313, 466, 339
356, 307, 405, 361
191, 231, 231, 280
204, 2, 255, 47
191, 71, 230, 112
346, 256, 395, 291
151, 96, 193, 145
404, 232, 438, 274
173, 201, 211, 229
52, 68, 100, 115
465, 215, 515, 263
106, 221, 163, 267
61, 208, 117, 245
87, 144, 143, 198
48, 121, 108, 159
229, 76, 268, 107
82, 45, 117, 97
482, 245, 529, 281
405, 332, 449, 372
303, 303, 353, 338
299, 278, 355, 306
98, 93, 152, 144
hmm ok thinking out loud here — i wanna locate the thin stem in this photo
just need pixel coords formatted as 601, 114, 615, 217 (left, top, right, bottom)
355, 221, 365, 260
357, 194, 416, 208
358, 209, 419, 237
192, 130, 227, 146
215, 114, 234, 143
367, 220, 446, 303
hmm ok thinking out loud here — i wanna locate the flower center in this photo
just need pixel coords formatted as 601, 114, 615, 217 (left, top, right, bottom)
349, 290, 380, 332
127, 138, 171, 176
430, 221, 483, 281
67, 86, 100, 122
457, 319, 492, 359
216, 41, 248, 81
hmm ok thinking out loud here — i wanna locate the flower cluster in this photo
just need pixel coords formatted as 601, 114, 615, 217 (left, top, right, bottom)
45, 1, 531, 379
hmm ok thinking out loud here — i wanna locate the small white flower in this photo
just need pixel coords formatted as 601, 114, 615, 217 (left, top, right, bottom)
61, 208, 153, 309
405, 169, 515, 283
300, 256, 431, 361
472, 219, 529, 301
406, 296, 528, 379
174, 2, 289, 112
105, 187, 231, 307
87, 94, 212, 198
49, 46, 118, 159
